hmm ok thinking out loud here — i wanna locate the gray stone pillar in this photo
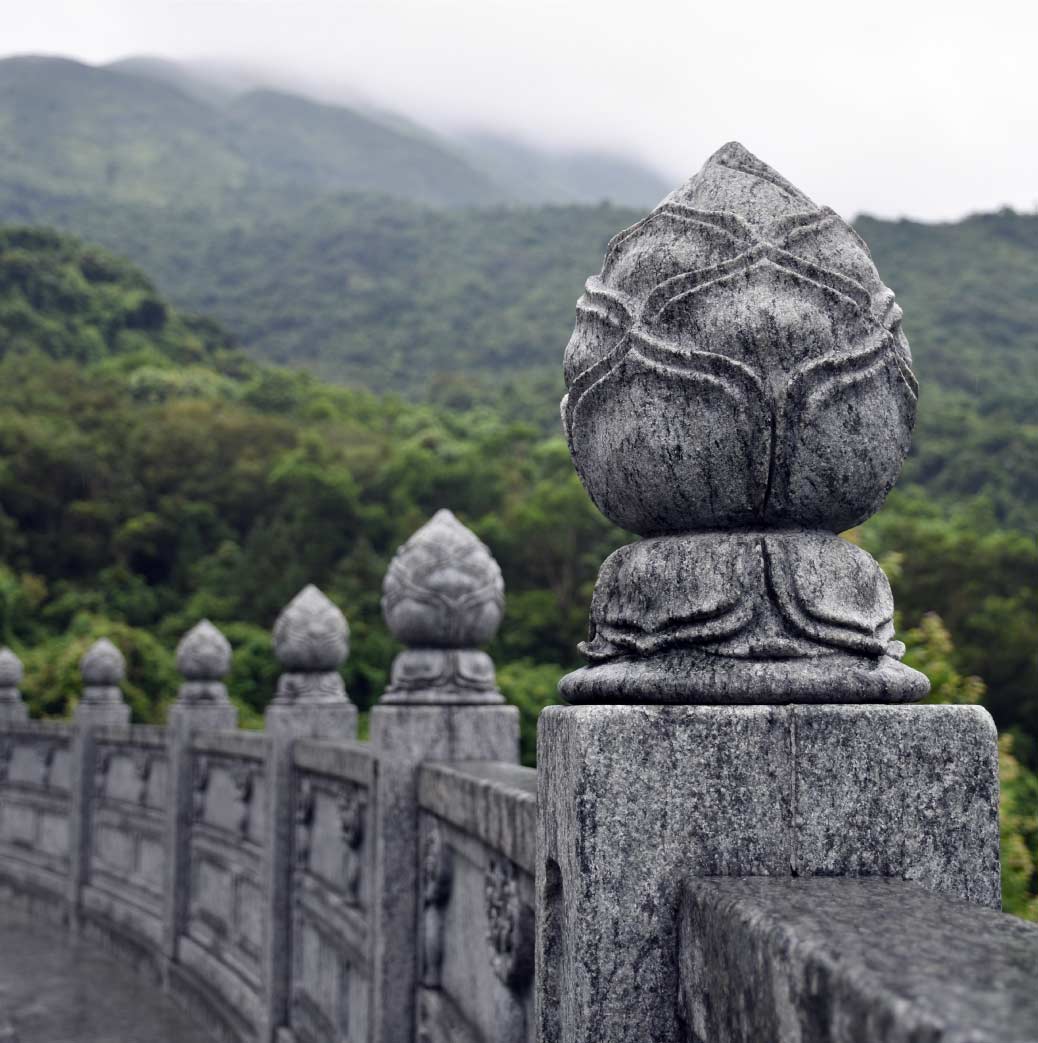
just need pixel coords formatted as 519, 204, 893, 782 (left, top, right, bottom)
0, 647, 28, 725
162, 620, 238, 970
259, 585, 356, 1043
370, 510, 519, 1043
68, 639, 131, 926
536, 143, 1001, 1043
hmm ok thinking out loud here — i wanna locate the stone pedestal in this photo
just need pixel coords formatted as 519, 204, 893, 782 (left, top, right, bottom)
535, 703, 1000, 1043
370, 704, 518, 1043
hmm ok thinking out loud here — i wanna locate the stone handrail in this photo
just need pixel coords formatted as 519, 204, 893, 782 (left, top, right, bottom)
677, 878, 1038, 1042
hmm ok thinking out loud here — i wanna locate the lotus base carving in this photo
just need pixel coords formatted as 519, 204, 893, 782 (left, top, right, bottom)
560, 531, 929, 705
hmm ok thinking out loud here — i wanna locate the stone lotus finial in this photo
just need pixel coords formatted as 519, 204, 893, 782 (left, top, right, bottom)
380, 510, 505, 705
559, 142, 928, 705
175, 619, 233, 706
0, 647, 23, 692
80, 638, 125, 690
272, 585, 350, 704
0, 647, 27, 722
77, 638, 130, 722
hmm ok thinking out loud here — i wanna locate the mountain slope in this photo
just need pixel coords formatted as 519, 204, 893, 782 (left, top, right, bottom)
460, 132, 671, 208
0, 55, 504, 211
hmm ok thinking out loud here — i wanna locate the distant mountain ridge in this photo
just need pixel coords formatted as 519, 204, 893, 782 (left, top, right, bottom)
0, 54, 504, 210
0, 54, 670, 212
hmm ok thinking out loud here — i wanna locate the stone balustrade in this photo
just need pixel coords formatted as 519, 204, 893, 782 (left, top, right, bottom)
0, 144, 1037, 1043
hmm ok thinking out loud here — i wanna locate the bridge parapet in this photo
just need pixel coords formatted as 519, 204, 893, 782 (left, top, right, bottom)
417, 760, 537, 1043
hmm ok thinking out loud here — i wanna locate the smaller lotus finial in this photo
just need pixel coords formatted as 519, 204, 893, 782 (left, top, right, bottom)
176, 620, 232, 681
80, 638, 125, 687
379, 510, 505, 706
273, 585, 349, 672
382, 509, 504, 647
0, 647, 24, 690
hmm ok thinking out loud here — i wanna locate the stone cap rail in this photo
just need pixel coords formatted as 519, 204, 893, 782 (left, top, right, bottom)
190, 729, 269, 761
91, 723, 169, 749
0, 720, 74, 740
678, 877, 1038, 1043
293, 737, 376, 786
418, 760, 536, 874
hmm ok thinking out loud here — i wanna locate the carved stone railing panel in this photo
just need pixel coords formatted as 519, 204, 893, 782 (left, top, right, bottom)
0, 723, 74, 897
417, 762, 537, 1043
82, 726, 170, 949
180, 730, 269, 1039
289, 738, 376, 1043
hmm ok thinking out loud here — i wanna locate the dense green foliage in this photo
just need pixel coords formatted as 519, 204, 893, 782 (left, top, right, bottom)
0, 220, 1035, 914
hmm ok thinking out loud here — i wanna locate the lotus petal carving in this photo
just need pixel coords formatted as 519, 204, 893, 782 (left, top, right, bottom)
382, 509, 504, 647
176, 619, 232, 681
273, 585, 349, 671
80, 638, 125, 686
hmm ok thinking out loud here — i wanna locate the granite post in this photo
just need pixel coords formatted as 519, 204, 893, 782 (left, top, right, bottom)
68, 638, 131, 927
0, 648, 28, 725
162, 620, 239, 972
259, 585, 357, 1043
536, 143, 1001, 1043
370, 510, 519, 1043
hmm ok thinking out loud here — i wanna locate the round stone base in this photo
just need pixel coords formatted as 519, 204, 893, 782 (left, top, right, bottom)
379, 686, 505, 706
559, 649, 929, 705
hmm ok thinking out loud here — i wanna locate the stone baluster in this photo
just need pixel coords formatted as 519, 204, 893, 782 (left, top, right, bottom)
261, 585, 356, 1043
536, 143, 1001, 1043
0, 647, 28, 724
68, 638, 132, 928
163, 620, 238, 972
370, 510, 518, 1043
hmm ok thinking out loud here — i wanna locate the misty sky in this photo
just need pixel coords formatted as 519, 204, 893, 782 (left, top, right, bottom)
4, 0, 1036, 220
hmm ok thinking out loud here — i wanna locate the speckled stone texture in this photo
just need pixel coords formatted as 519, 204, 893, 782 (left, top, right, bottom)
535, 704, 1000, 1043
559, 143, 926, 703
677, 878, 1038, 1043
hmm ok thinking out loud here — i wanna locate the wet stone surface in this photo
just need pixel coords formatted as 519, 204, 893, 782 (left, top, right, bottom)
0, 916, 215, 1043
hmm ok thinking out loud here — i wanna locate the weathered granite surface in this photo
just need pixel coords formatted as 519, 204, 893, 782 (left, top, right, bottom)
535, 704, 1000, 1043
677, 878, 1038, 1043
559, 143, 926, 703
381, 510, 505, 705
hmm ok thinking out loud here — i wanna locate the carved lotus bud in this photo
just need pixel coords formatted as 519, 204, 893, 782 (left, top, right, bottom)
0, 647, 23, 689
382, 509, 504, 647
176, 619, 232, 681
562, 142, 918, 536
273, 585, 349, 672
80, 638, 125, 686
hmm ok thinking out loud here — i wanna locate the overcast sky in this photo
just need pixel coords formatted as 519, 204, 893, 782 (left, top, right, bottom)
3, 0, 1036, 220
